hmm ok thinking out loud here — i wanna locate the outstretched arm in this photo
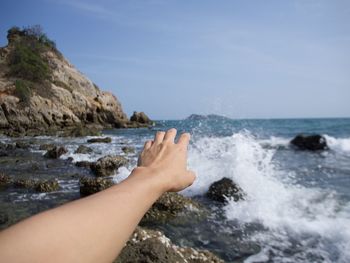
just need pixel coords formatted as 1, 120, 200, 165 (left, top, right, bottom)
0, 128, 195, 263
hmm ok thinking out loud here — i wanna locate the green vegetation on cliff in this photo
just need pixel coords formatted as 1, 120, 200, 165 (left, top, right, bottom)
7, 25, 55, 83
5, 25, 59, 104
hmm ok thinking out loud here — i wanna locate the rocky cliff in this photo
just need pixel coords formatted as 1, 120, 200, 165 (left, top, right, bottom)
0, 26, 151, 136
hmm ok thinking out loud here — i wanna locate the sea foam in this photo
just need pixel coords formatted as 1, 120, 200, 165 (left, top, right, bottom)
184, 132, 350, 262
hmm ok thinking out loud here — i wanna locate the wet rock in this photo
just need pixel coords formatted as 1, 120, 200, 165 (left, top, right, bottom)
44, 146, 68, 159
15, 141, 30, 149
115, 227, 224, 263
39, 143, 55, 151
122, 146, 135, 154
130, 111, 153, 125
61, 125, 101, 137
207, 177, 244, 203
290, 134, 328, 151
75, 161, 93, 168
142, 192, 204, 223
0, 173, 11, 186
87, 137, 112, 143
13, 179, 37, 189
90, 155, 128, 177
80, 177, 114, 196
35, 180, 59, 192
74, 145, 93, 154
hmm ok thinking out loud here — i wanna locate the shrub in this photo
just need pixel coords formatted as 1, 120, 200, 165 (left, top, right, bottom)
6, 25, 58, 83
14, 79, 32, 104
8, 42, 50, 82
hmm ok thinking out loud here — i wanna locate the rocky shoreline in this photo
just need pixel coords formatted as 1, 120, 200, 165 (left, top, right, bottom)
0, 135, 229, 262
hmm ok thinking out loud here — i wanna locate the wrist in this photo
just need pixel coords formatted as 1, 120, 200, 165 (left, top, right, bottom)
128, 166, 168, 196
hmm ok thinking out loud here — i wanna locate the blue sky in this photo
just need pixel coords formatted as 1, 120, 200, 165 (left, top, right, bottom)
1, 0, 349, 119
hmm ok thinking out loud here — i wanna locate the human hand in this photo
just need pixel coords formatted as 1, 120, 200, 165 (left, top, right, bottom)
137, 128, 196, 192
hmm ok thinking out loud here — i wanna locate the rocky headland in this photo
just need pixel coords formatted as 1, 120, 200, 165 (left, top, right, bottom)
0, 26, 153, 137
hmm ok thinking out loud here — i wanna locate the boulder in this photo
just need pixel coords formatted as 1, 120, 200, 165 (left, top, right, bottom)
79, 177, 114, 196
142, 192, 204, 223
87, 137, 112, 143
130, 111, 153, 125
290, 134, 328, 151
207, 177, 244, 203
44, 146, 68, 158
90, 155, 128, 177
74, 145, 93, 154
122, 146, 135, 154
35, 180, 59, 192
115, 227, 224, 263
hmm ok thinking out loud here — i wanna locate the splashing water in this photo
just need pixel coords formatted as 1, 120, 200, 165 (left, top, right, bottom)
184, 132, 350, 262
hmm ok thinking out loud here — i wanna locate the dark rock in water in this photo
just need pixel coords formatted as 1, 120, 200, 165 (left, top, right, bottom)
207, 177, 244, 203
122, 146, 135, 154
87, 137, 112, 143
60, 125, 101, 137
115, 227, 224, 263
35, 180, 59, 192
44, 146, 68, 159
80, 177, 114, 196
0, 213, 9, 225
39, 143, 56, 151
130, 111, 153, 125
13, 179, 37, 189
15, 141, 30, 149
90, 155, 128, 177
75, 161, 93, 168
74, 145, 93, 154
290, 134, 328, 151
142, 192, 205, 223
0, 173, 11, 186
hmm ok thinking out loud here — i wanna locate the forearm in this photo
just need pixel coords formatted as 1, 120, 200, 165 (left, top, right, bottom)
0, 167, 163, 263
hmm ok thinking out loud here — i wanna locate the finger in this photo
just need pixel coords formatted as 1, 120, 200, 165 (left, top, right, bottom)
154, 131, 166, 144
177, 132, 191, 146
144, 140, 153, 150
164, 128, 177, 143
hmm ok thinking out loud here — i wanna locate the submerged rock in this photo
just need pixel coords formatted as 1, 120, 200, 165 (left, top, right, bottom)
0, 173, 11, 186
87, 137, 112, 143
74, 145, 93, 154
122, 146, 135, 154
15, 141, 30, 149
142, 192, 205, 223
79, 177, 114, 196
90, 155, 128, 177
75, 161, 94, 168
207, 177, 244, 203
13, 179, 37, 189
290, 134, 328, 151
61, 125, 101, 137
35, 180, 59, 192
39, 143, 56, 151
44, 146, 68, 158
115, 227, 224, 263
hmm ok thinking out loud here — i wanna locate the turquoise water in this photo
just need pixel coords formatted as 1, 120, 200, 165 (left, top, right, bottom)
1, 117, 350, 262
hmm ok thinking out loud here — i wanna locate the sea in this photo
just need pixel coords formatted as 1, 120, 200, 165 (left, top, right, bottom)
1, 117, 350, 263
